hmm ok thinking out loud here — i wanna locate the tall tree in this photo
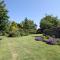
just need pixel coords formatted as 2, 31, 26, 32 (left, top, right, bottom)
40, 15, 59, 37
0, 0, 9, 33
22, 17, 37, 34
23, 18, 29, 30
40, 15, 58, 30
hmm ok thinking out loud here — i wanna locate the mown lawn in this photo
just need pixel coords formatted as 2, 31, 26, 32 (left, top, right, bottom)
0, 34, 60, 60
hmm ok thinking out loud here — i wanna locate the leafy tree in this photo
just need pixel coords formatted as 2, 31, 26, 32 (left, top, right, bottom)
40, 15, 60, 38
0, 0, 9, 33
40, 15, 58, 30
8, 21, 19, 37
22, 18, 37, 34
9, 21, 18, 32
27, 20, 37, 34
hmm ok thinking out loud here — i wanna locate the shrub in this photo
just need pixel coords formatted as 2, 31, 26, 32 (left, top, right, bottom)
35, 36, 43, 41
8, 32, 16, 37
19, 29, 29, 36
0, 31, 8, 36
43, 37, 57, 45
43, 27, 60, 38
55, 39, 60, 45
43, 35, 49, 40
20, 31, 27, 36
8, 31, 20, 37
35, 34, 60, 45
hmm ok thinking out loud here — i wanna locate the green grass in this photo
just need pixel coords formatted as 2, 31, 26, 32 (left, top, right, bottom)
0, 34, 60, 60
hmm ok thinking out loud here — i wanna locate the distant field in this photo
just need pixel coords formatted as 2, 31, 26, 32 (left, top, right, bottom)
0, 34, 60, 60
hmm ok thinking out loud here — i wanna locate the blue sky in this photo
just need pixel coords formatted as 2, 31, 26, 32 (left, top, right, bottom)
5, 0, 60, 28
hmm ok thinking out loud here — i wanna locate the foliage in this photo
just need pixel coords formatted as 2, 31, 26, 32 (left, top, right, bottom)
43, 27, 60, 38
43, 35, 49, 40
34, 34, 60, 45
9, 21, 18, 32
8, 19, 36, 37
40, 15, 58, 29
56, 39, 60, 45
0, 0, 9, 33
19, 29, 29, 36
36, 28, 43, 34
8, 31, 20, 37
43, 37, 57, 45
20, 18, 37, 34
8, 21, 19, 37
22, 17, 37, 34
40, 15, 60, 38
35, 36, 43, 41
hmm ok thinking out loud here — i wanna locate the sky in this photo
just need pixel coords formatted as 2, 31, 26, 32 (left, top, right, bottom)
5, 0, 60, 28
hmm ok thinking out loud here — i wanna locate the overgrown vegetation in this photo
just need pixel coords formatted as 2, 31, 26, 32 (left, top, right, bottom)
37, 15, 60, 38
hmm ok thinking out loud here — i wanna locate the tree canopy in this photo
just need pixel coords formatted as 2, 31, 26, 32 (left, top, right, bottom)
39, 15, 60, 38
21, 18, 37, 34
0, 0, 9, 33
40, 15, 58, 30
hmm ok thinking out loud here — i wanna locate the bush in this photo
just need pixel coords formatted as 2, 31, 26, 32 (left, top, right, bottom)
43, 37, 60, 45
20, 31, 27, 36
43, 27, 60, 38
0, 31, 8, 36
19, 29, 29, 36
43, 37, 57, 45
8, 29, 29, 37
55, 39, 60, 45
35, 36, 43, 41
8, 32, 16, 37
34, 34, 60, 45
43, 29, 53, 36
8, 31, 20, 37
43, 35, 49, 40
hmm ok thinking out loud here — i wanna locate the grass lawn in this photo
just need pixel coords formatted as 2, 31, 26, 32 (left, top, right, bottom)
0, 34, 60, 60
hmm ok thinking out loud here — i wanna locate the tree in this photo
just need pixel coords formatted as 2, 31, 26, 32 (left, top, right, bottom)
22, 18, 29, 30
8, 21, 19, 37
9, 21, 18, 32
0, 0, 9, 33
22, 17, 37, 34
40, 15, 58, 30
40, 15, 60, 37
27, 20, 37, 34
44, 27, 60, 38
